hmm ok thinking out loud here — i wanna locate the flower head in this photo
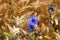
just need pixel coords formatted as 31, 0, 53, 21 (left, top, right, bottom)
28, 15, 38, 25
49, 5, 56, 12
48, 5, 56, 17
28, 23, 35, 31
28, 15, 39, 31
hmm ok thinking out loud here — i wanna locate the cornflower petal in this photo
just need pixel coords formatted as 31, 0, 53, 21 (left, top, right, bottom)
28, 24, 35, 31
28, 15, 38, 24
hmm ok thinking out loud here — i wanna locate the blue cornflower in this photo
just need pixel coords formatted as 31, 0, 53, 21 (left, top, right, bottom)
49, 6, 56, 12
28, 23, 35, 31
28, 15, 38, 25
48, 5, 56, 16
28, 15, 39, 31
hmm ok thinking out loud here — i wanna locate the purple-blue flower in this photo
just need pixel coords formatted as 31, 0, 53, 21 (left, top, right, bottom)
49, 6, 56, 12
48, 5, 56, 16
28, 15, 39, 31
28, 15, 38, 25
28, 24, 35, 31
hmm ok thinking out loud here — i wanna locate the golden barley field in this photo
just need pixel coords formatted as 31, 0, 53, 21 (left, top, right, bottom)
0, 0, 60, 40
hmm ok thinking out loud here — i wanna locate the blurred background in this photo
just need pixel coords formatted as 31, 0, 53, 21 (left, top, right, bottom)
0, 0, 60, 40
